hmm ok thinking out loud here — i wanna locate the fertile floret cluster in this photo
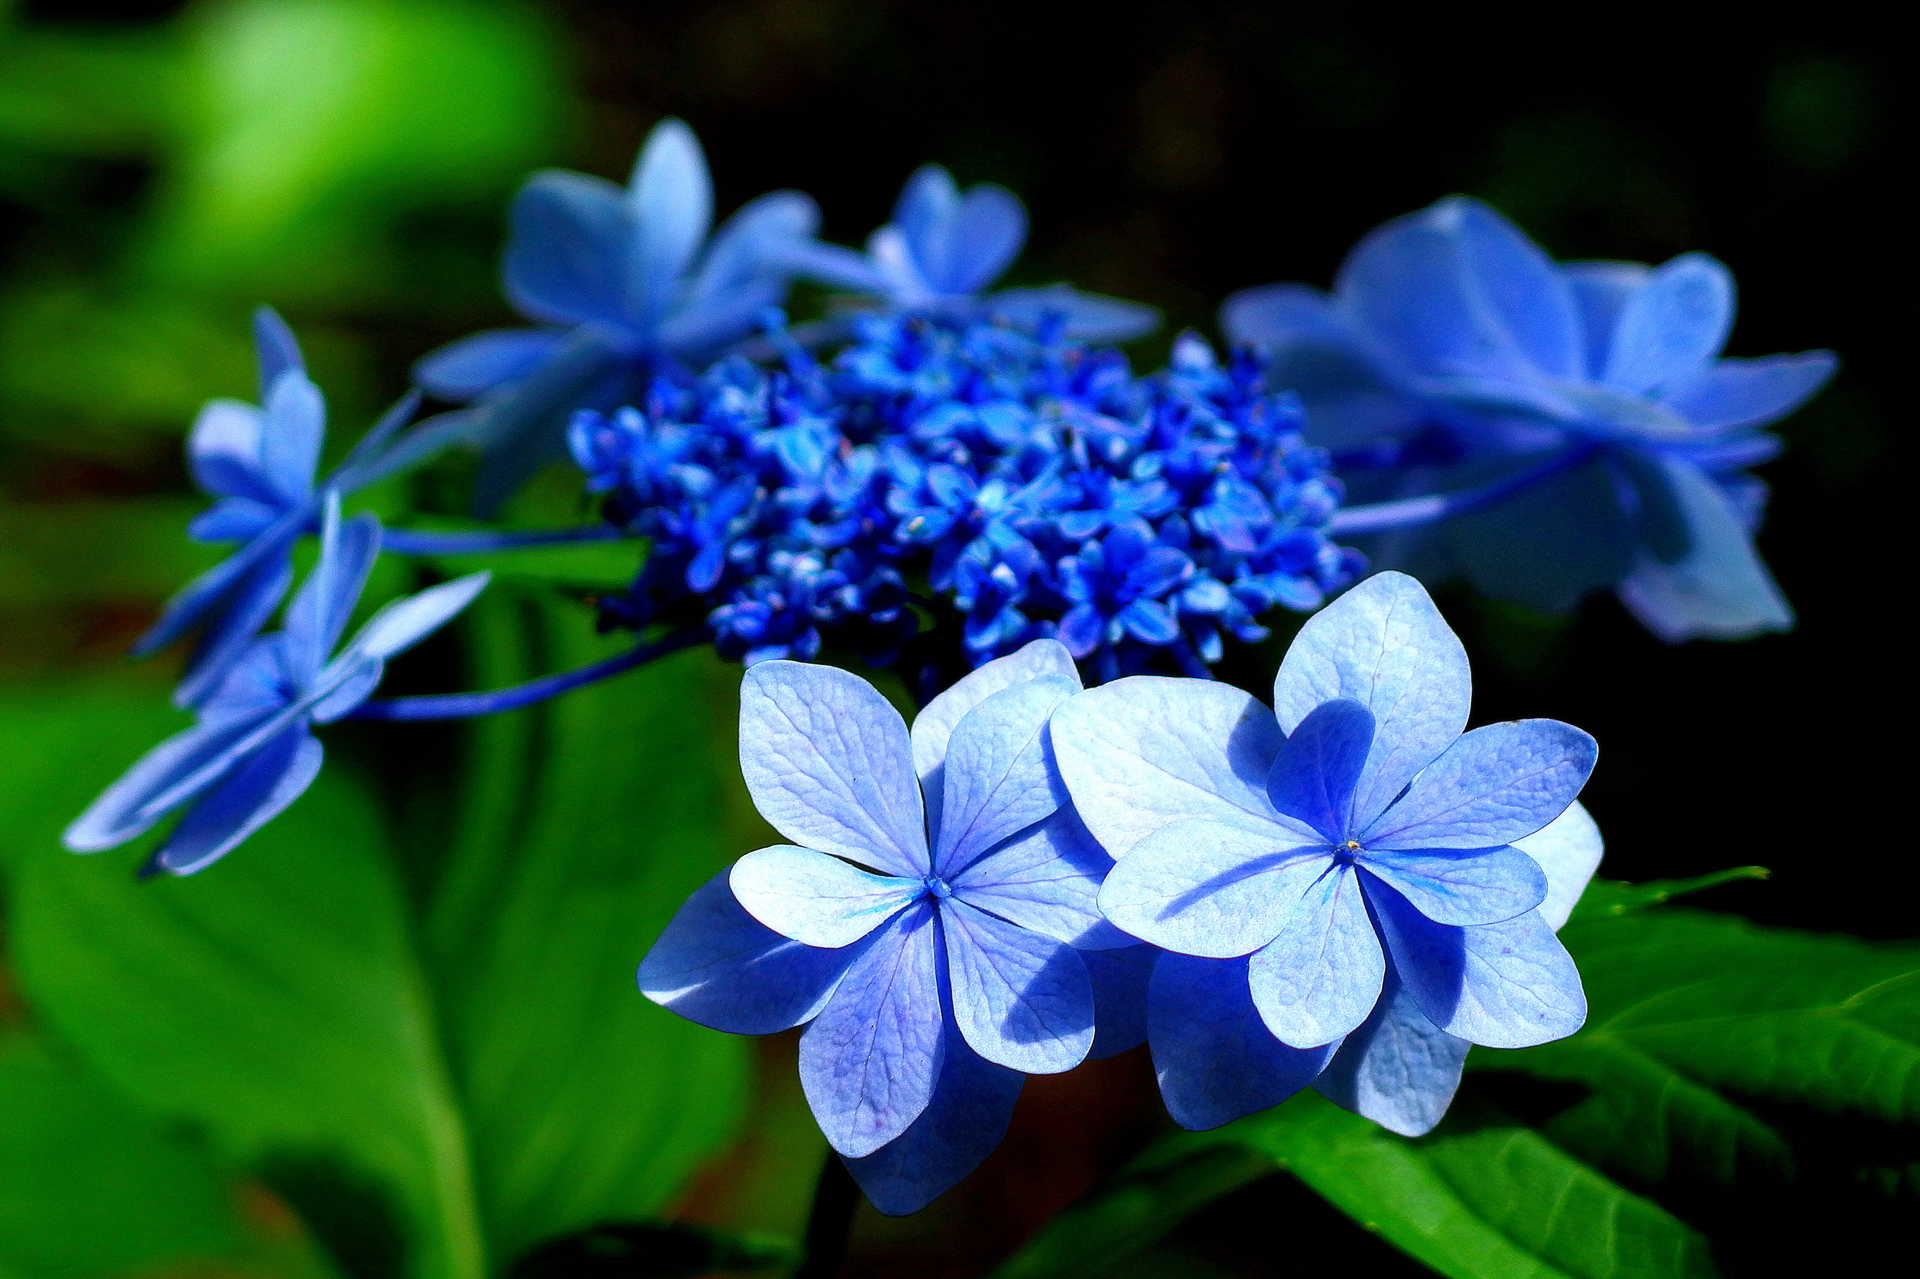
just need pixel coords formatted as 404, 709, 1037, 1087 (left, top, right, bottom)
570, 315, 1361, 680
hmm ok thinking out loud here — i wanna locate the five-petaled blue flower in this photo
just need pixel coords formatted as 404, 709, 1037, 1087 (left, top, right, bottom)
139, 308, 416, 707
66, 495, 489, 876
1051, 571, 1602, 1135
1225, 197, 1836, 642
414, 118, 837, 510
796, 164, 1159, 343
639, 640, 1142, 1215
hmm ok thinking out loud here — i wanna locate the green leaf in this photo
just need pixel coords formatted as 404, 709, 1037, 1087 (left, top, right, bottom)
1564, 868, 1770, 924
1488, 907, 1920, 1184
0, 1035, 339, 1279
997, 1092, 1714, 1279
423, 587, 753, 1261
0, 681, 486, 1279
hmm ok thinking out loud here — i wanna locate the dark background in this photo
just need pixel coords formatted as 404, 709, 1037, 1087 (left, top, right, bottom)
2, 3, 1906, 1276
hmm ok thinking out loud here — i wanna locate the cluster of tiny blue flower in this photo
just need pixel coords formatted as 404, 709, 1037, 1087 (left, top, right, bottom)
570, 315, 1360, 679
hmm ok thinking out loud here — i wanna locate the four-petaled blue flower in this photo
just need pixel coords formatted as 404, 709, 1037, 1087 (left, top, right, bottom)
1225, 197, 1836, 642
796, 164, 1159, 343
66, 495, 489, 876
140, 308, 416, 707
1052, 571, 1602, 1135
414, 118, 838, 510
639, 640, 1141, 1215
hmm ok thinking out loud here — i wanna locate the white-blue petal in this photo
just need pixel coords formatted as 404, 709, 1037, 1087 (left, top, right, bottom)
1603, 251, 1734, 395
799, 903, 945, 1157
1360, 848, 1546, 926
1660, 352, 1836, 430
344, 571, 492, 662
738, 661, 929, 878
1453, 198, 1583, 381
188, 400, 277, 505
1272, 571, 1471, 831
942, 899, 1093, 1074
149, 727, 323, 876
1246, 864, 1384, 1047
1563, 261, 1650, 380
1514, 800, 1604, 931
1361, 719, 1596, 851
1616, 453, 1794, 642
1314, 971, 1471, 1137
259, 371, 326, 503
912, 637, 1079, 792
932, 675, 1078, 875
502, 170, 631, 328
412, 328, 566, 402
951, 807, 1132, 949
1052, 677, 1288, 860
730, 845, 922, 948
625, 118, 714, 326
1099, 818, 1328, 959
639, 872, 858, 1034
1149, 952, 1337, 1132
1265, 697, 1374, 842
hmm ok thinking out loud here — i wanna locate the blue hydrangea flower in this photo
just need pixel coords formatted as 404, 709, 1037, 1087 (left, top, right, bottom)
66, 496, 489, 876
138, 309, 419, 708
792, 164, 1159, 343
639, 641, 1139, 1214
1224, 197, 1837, 641
1050, 571, 1599, 1133
414, 118, 837, 510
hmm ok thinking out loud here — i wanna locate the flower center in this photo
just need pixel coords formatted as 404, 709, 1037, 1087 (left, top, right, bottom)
1334, 839, 1362, 863
924, 876, 954, 900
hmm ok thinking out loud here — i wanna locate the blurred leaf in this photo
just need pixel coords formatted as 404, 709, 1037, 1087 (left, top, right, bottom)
1492, 907, 1920, 1184
0, 1034, 340, 1279
0, 682, 488, 1279
1565, 868, 1770, 924
146, 0, 561, 302
0, 25, 179, 160
0, 288, 257, 446
0, 499, 216, 605
425, 586, 754, 1261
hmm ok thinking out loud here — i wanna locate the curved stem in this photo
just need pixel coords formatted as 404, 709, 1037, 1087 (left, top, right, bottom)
348, 630, 702, 720
379, 525, 628, 555
1327, 443, 1599, 535
792, 1152, 859, 1279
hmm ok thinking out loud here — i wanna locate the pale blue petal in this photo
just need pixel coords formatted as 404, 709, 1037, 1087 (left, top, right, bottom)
1051, 677, 1286, 860
951, 807, 1132, 950
1603, 252, 1734, 395
1616, 453, 1793, 642
1085, 944, 1156, 1058
170, 553, 298, 710
188, 400, 277, 505
1272, 571, 1470, 829
1265, 697, 1374, 842
627, 119, 713, 325
739, 661, 929, 878
730, 844, 922, 947
135, 508, 296, 657
1562, 261, 1649, 380
1247, 864, 1383, 1047
1098, 818, 1328, 959
188, 498, 278, 543
800, 903, 945, 1157
1441, 453, 1637, 612
893, 165, 961, 283
940, 184, 1026, 295
657, 276, 786, 360
984, 286, 1160, 342
307, 654, 384, 724
283, 504, 380, 680
639, 872, 857, 1034
912, 637, 1079, 795
469, 330, 625, 516
1361, 719, 1596, 851
777, 239, 887, 292
150, 727, 323, 875
340, 573, 488, 666
1515, 801, 1604, 931
844, 1027, 1023, 1216
502, 170, 630, 327
1314, 970, 1470, 1137
1660, 352, 1836, 430
1334, 199, 1536, 387
1361, 848, 1545, 927
1218, 282, 1345, 349
1454, 198, 1582, 380
252, 306, 304, 397
1149, 952, 1336, 1131
63, 707, 282, 852
412, 329, 566, 402
1371, 886, 1586, 1048
933, 675, 1078, 874
942, 899, 1093, 1074
689, 189, 819, 300
258, 371, 325, 502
